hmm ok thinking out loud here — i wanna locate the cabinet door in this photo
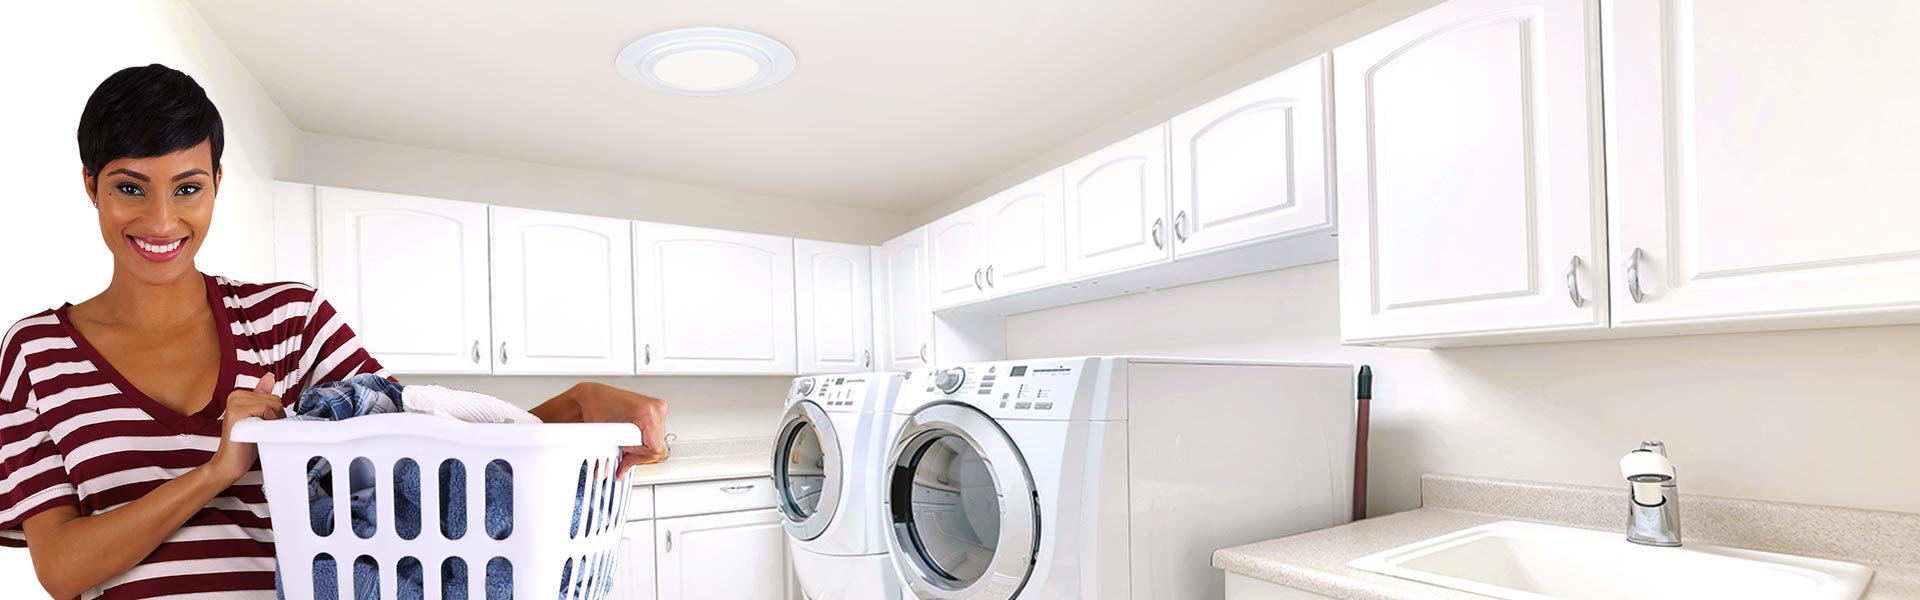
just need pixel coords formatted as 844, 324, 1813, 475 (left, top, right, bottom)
926, 206, 988, 309
1171, 54, 1334, 258
613, 520, 657, 600
655, 509, 788, 600
632, 222, 797, 374
316, 187, 492, 374
794, 239, 874, 374
876, 229, 933, 370
1604, 0, 1920, 330
490, 206, 635, 375
1064, 125, 1173, 280
1335, 0, 1608, 343
982, 170, 1067, 295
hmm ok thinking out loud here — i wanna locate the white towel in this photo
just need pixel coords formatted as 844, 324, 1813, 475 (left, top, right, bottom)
402, 385, 542, 424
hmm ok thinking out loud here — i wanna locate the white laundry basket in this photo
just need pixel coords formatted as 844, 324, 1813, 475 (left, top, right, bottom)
234, 413, 642, 600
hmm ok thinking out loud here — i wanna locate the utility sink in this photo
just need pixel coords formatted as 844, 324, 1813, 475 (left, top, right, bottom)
1348, 521, 1873, 600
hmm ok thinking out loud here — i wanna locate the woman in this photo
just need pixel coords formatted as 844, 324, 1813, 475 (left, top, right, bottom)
0, 64, 670, 599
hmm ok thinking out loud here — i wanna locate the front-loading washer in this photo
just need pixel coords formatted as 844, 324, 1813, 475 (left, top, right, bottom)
882, 356, 1357, 599
774, 372, 906, 600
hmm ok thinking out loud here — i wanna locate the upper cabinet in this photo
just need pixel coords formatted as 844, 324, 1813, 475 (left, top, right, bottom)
876, 228, 933, 371
633, 222, 797, 374
1336, 0, 1608, 344
980, 170, 1067, 296
927, 205, 989, 309
1064, 126, 1172, 280
489, 206, 635, 375
1171, 55, 1335, 258
1602, 0, 1920, 331
794, 239, 874, 374
317, 187, 493, 374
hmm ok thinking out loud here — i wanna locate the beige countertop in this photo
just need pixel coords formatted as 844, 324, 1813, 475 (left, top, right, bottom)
627, 436, 773, 487
1215, 474, 1920, 600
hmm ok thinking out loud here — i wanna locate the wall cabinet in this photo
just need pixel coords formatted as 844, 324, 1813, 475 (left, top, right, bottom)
316, 187, 494, 374
1602, 0, 1920, 332
926, 204, 989, 309
632, 222, 797, 374
1064, 125, 1172, 280
490, 206, 635, 375
980, 170, 1067, 296
1170, 54, 1335, 258
654, 509, 790, 600
875, 228, 933, 370
1335, 0, 1608, 344
794, 239, 874, 374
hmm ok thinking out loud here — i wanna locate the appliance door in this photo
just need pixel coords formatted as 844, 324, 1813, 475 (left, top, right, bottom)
884, 403, 1039, 600
774, 400, 843, 541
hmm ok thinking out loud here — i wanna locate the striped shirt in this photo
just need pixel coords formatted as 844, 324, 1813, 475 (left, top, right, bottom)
0, 275, 388, 599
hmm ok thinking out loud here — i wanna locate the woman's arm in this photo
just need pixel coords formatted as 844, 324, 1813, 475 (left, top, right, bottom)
531, 382, 669, 471
20, 376, 284, 598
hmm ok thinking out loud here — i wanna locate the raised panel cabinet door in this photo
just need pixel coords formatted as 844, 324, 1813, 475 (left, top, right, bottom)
654, 509, 788, 600
794, 239, 874, 374
983, 169, 1067, 295
490, 206, 635, 375
877, 229, 933, 370
632, 222, 797, 374
613, 520, 657, 600
1604, 0, 1920, 330
1335, 0, 1608, 344
1171, 54, 1334, 259
1065, 125, 1173, 280
926, 206, 988, 309
316, 187, 492, 374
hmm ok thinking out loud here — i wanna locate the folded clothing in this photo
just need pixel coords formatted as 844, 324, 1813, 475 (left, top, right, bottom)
404, 384, 541, 424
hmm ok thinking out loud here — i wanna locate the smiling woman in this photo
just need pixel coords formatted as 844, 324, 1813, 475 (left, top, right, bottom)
0, 64, 669, 600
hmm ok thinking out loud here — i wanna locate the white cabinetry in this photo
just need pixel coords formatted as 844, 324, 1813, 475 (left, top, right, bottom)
654, 509, 790, 600
980, 170, 1067, 296
1336, 0, 1608, 344
316, 187, 493, 374
1602, 0, 1920, 332
490, 206, 635, 375
927, 205, 989, 309
632, 222, 797, 374
875, 228, 933, 370
1171, 55, 1335, 258
614, 520, 657, 600
1064, 126, 1172, 280
794, 239, 874, 374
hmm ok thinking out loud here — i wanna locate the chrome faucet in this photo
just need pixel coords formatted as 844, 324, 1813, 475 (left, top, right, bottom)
1619, 441, 1682, 547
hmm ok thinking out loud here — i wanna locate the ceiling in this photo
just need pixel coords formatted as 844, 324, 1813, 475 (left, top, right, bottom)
190, 0, 1366, 212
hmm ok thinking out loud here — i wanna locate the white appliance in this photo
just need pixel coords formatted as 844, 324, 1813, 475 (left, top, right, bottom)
775, 372, 907, 600
882, 356, 1355, 599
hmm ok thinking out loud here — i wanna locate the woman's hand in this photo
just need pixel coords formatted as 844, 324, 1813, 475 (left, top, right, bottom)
531, 382, 669, 472
207, 373, 285, 483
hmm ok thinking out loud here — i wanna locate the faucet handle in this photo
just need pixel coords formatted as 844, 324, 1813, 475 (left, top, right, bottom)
1635, 440, 1668, 456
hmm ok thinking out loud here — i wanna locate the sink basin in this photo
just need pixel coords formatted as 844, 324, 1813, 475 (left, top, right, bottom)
1348, 521, 1873, 600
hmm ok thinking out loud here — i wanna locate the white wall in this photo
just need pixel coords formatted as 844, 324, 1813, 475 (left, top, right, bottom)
1006, 262, 1920, 516
0, 1, 302, 323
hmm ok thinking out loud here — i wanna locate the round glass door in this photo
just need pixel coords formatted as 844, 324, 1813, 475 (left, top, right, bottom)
886, 403, 1037, 600
775, 401, 841, 540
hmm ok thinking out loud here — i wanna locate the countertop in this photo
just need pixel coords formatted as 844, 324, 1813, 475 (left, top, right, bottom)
626, 436, 774, 487
1214, 474, 1920, 600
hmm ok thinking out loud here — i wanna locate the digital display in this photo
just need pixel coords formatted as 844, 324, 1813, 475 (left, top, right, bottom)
1010, 366, 1027, 377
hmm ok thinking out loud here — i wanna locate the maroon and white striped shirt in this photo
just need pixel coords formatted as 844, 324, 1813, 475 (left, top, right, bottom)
0, 275, 387, 599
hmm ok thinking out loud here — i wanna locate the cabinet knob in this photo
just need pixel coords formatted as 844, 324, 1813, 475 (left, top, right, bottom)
471, 341, 481, 364
985, 265, 995, 288
1174, 211, 1190, 242
664, 530, 673, 553
1152, 218, 1166, 249
973, 268, 985, 291
863, 349, 872, 369
1565, 256, 1586, 308
1626, 248, 1647, 303
498, 342, 508, 365
644, 344, 653, 365
918, 344, 929, 363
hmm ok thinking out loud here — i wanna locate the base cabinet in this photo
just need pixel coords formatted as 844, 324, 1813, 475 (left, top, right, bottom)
614, 521, 658, 600
1225, 574, 1339, 600
654, 509, 790, 600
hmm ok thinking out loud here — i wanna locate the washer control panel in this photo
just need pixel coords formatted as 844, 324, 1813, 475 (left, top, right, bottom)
790, 373, 886, 408
908, 358, 1091, 416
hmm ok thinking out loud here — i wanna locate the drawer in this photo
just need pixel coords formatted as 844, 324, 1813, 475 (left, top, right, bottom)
626, 484, 655, 521
654, 477, 777, 518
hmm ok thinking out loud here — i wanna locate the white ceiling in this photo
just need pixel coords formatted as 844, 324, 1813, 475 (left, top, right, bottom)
190, 0, 1366, 212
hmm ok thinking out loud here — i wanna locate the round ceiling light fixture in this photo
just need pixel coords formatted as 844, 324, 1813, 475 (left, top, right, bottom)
616, 27, 796, 96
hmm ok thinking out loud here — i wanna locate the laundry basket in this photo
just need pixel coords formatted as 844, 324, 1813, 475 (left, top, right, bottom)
234, 413, 642, 600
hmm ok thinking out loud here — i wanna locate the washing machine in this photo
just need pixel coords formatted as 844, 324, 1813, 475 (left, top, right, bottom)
882, 356, 1356, 600
774, 372, 907, 600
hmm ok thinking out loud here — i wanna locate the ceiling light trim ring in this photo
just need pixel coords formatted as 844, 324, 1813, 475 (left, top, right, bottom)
616, 26, 796, 96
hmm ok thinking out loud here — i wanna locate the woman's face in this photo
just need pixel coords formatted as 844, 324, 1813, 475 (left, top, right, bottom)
83, 140, 221, 287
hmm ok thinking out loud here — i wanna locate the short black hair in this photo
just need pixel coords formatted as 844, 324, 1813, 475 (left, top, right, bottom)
77, 64, 224, 180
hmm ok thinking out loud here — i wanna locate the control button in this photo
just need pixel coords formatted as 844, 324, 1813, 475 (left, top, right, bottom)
1014, 402, 1032, 410
795, 378, 816, 396
934, 368, 967, 394
1035, 402, 1054, 410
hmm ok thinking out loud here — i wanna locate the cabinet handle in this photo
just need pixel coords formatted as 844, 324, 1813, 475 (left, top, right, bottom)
973, 268, 985, 291
1565, 256, 1585, 308
918, 344, 929, 363
1151, 218, 1165, 249
1626, 248, 1647, 303
498, 342, 508, 365
984, 265, 995, 288
471, 341, 481, 364
863, 349, 872, 368
720, 484, 756, 494
644, 344, 652, 365
665, 530, 673, 553
1174, 211, 1190, 242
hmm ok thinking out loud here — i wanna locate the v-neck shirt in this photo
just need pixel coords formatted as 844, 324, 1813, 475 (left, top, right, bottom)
0, 275, 389, 599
